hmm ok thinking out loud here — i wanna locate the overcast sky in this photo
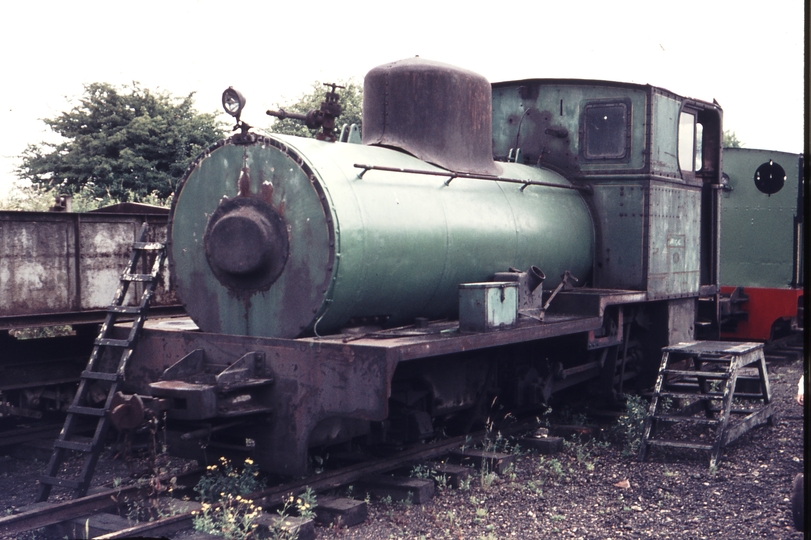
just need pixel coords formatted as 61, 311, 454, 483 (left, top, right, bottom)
0, 0, 805, 198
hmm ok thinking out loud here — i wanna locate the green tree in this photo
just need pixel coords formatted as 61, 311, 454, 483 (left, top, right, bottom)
268, 79, 362, 139
723, 130, 743, 148
16, 82, 226, 202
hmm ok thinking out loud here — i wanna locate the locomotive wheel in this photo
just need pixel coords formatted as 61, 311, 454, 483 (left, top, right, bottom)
792, 473, 804, 531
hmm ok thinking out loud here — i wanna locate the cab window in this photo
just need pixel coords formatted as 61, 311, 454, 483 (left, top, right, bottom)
678, 111, 703, 173
583, 102, 629, 160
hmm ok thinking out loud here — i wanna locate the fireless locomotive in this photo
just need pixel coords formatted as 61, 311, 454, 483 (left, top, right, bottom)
98, 58, 722, 474
95, 58, 725, 476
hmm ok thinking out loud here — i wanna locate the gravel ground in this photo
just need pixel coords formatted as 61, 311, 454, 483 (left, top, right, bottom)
315, 356, 805, 540
0, 355, 804, 539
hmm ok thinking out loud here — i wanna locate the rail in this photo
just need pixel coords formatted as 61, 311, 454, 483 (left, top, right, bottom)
353, 164, 592, 193
2, 418, 538, 539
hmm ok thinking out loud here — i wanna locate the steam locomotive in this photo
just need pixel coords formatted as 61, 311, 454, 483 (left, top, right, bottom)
94, 57, 728, 476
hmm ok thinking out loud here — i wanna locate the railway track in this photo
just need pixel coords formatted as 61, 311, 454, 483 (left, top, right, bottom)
0, 423, 63, 449
0, 418, 538, 539
0, 467, 203, 539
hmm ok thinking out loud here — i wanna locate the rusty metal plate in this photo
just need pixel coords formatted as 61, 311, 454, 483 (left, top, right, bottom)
169, 137, 334, 338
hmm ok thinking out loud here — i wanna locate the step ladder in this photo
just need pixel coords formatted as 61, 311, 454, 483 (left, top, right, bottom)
36, 224, 166, 501
638, 340, 775, 468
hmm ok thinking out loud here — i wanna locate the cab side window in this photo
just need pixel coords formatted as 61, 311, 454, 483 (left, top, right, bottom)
583, 101, 630, 160
678, 111, 703, 174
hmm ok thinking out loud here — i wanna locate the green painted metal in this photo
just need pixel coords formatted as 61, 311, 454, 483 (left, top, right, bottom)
589, 182, 647, 289
720, 148, 802, 288
170, 138, 333, 338
458, 282, 518, 332
170, 134, 594, 338
650, 93, 682, 177
646, 182, 702, 298
491, 80, 722, 298
491, 81, 648, 176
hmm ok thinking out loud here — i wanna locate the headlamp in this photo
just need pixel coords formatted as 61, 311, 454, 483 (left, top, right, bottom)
222, 87, 246, 119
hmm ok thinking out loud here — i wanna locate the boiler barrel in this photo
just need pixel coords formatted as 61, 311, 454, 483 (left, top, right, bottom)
169, 134, 594, 338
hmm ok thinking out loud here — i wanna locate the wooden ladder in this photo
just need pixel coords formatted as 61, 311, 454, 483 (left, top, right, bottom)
638, 340, 775, 468
36, 224, 166, 501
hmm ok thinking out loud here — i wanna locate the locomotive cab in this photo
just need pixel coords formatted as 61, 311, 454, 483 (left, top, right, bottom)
492, 79, 724, 343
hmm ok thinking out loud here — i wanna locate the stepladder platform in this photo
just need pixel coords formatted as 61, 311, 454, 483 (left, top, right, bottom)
639, 340, 776, 468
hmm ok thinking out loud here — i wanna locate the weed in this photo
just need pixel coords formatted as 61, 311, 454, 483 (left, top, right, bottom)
559, 405, 588, 426
541, 457, 564, 479
194, 457, 266, 504
190, 456, 273, 540
411, 462, 451, 490
124, 473, 181, 523
295, 487, 317, 520
267, 495, 300, 540
526, 480, 544, 497
192, 494, 261, 540
503, 462, 517, 482
480, 470, 497, 490
566, 437, 609, 472
410, 464, 434, 479
612, 394, 649, 456
550, 513, 565, 522
258, 490, 318, 540
474, 506, 488, 523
